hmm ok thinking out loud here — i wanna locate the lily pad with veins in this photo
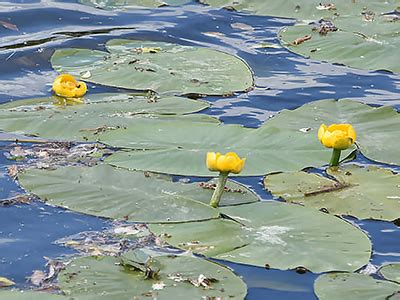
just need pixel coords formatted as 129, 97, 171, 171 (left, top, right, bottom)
150, 201, 371, 272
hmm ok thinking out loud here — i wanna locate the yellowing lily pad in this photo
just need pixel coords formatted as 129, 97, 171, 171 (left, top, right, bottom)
51, 39, 254, 96
150, 202, 372, 272
0, 276, 15, 287
17, 164, 258, 223
264, 165, 400, 221
380, 264, 400, 284
314, 273, 400, 300
58, 250, 247, 299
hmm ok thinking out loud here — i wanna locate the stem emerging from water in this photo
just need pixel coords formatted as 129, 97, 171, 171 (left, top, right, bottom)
330, 148, 341, 167
209, 172, 229, 208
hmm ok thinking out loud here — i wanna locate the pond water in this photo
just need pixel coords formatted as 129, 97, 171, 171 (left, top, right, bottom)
0, 1, 399, 299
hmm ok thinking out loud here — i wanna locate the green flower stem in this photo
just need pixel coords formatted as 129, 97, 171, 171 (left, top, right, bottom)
209, 172, 229, 208
330, 148, 342, 167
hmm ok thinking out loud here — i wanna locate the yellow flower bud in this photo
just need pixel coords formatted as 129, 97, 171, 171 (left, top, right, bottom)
318, 123, 356, 150
52, 74, 87, 98
206, 151, 246, 174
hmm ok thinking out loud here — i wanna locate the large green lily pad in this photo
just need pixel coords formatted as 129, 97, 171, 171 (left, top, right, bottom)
58, 250, 247, 299
150, 202, 372, 272
18, 164, 258, 223
79, 0, 190, 10
280, 14, 400, 73
314, 273, 400, 300
0, 290, 65, 299
264, 164, 400, 221
0, 93, 214, 142
198, 0, 397, 19
51, 39, 254, 95
106, 98, 399, 176
380, 264, 400, 284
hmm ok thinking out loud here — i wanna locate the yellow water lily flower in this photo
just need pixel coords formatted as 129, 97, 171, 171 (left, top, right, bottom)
318, 123, 356, 150
206, 151, 246, 174
52, 74, 87, 98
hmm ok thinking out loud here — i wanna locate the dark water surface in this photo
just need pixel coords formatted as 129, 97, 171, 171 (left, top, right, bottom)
0, 1, 399, 299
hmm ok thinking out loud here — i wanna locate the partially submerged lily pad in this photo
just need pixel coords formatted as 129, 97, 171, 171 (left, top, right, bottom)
380, 264, 400, 284
150, 202, 371, 272
0, 276, 15, 287
314, 273, 400, 300
58, 250, 247, 299
51, 39, 254, 95
264, 165, 400, 221
0, 93, 213, 142
18, 164, 257, 223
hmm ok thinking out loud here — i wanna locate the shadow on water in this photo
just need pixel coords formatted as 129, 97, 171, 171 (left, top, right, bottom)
0, 1, 399, 299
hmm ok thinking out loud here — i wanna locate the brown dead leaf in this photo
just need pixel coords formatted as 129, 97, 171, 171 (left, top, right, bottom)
7, 165, 18, 179
30, 270, 46, 286
292, 35, 312, 45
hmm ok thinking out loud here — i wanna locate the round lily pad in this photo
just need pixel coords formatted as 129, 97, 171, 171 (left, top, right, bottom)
150, 202, 372, 272
380, 264, 400, 284
79, 0, 190, 10
17, 164, 257, 223
51, 39, 254, 96
280, 14, 400, 73
58, 251, 247, 299
264, 164, 400, 221
198, 0, 397, 19
106, 98, 399, 176
0, 290, 65, 299
0, 93, 213, 142
314, 273, 400, 300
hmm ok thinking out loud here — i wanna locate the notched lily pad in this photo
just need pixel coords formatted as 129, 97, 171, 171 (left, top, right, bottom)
264, 164, 400, 221
17, 164, 257, 223
58, 250, 247, 299
51, 39, 254, 95
380, 264, 400, 284
150, 202, 372, 272
314, 273, 400, 300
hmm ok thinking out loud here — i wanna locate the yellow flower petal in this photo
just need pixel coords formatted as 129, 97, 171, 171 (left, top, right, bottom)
207, 151, 245, 174
206, 152, 220, 171
318, 123, 356, 150
52, 74, 87, 98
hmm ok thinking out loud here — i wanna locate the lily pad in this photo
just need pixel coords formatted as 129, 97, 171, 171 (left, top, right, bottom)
18, 164, 257, 223
198, 0, 397, 19
79, 0, 190, 10
58, 251, 247, 299
107, 98, 400, 176
150, 202, 372, 272
0, 93, 214, 142
264, 165, 400, 221
314, 273, 400, 300
280, 14, 400, 73
380, 264, 400, 284
0, 290, 65, 299
0, 277, 15, 287
51, 39, 254, 95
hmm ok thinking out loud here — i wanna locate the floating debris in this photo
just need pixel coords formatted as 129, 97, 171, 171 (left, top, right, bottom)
312, 19, 338, 35
292, 35, 312, 45
316, 3, 336, 11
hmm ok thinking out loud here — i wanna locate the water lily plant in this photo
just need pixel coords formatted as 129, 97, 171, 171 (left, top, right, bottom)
52, 74, 87, 98
318, 124, 356, 166
206, 152, 246, 208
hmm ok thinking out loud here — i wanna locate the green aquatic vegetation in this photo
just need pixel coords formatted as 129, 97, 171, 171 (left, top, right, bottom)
58, 250, 247, 299
264, 165, 400, 221
51, 39, 254, 96
150, 201, 372, 273
314, 272, 400, 300
380, 263, 400, 284
18, 164, 258, 223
